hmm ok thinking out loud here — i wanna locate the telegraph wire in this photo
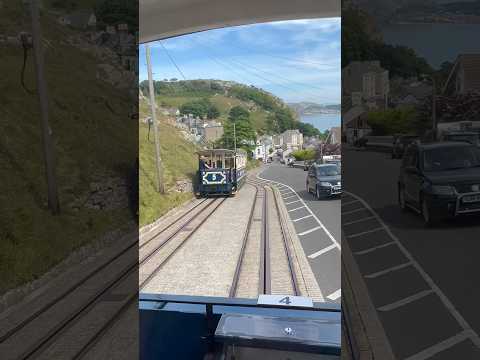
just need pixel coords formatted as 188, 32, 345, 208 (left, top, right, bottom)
158, 41, 187, 80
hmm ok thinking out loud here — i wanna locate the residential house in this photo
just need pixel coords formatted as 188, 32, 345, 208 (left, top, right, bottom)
342, 61, 389, 111
281, 129, 303, 151
343, 105, 370, 144
443, 54, 480, 96
328, 126, 341, 144
203, 124, 224, 143
58, 10, 96, 29
253, 136, 273, 162
342, 61, 389, 144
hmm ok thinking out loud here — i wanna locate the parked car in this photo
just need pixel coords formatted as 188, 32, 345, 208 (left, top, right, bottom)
306, 164, 341, 199
398, 141, 480, 225
303, 159, 314, 171
325, 159, 341, 171
440, 131, 480, 146
392, 135, 419, 159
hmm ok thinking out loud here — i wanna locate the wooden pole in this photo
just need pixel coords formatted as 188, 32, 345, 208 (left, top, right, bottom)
30, 0, 60, 214
146, 44, 164, 193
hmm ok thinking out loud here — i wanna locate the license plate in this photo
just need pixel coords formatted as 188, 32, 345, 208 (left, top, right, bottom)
462, 194, 480, 203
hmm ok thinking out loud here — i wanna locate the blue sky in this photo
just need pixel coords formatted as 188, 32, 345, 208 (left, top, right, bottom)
139, 18, 341, 104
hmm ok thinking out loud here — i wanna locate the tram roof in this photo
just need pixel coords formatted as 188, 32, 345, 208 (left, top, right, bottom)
197, 149, 246, 156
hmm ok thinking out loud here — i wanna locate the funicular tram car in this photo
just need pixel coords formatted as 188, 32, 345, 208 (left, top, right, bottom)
195, 149, 247, 197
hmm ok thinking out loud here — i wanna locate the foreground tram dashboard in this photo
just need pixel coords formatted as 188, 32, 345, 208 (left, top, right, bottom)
140, 294, 341, 360
196, 149, 247, 197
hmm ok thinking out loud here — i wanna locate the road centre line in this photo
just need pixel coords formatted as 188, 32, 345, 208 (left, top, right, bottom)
257, 172, 340, 250
346, 227, 384, 239
345, 190, 480, 347
343, 216, 376, 226
404, 331, 470, 360
354, 241, 396, 255
293, 214, 313, 222
308, 244, 337, 259
288, 206, 306, 212
342, 207, 367, 216
327, 289, 341, 301
298, 226, 321, 236
364, 262, 412, 279
378, 290, 434, 312
285, 199, 302, 205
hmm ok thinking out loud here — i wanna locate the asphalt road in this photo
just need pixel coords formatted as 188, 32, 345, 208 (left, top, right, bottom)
258, 161, 341, 303
343, 148, 480, 359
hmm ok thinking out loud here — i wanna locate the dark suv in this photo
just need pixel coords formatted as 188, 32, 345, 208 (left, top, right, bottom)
306, 164, 341, 199
398, 141, 480, 225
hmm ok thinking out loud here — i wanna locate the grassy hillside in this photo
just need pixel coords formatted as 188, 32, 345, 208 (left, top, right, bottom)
0, 2, 136, 294
139, 100, 198, 226
140, 79, 322, 137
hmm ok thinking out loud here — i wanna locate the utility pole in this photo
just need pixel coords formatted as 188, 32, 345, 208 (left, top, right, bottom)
233, 123, 237, 153
30, 0, 60, 214
146, 44, 164, 193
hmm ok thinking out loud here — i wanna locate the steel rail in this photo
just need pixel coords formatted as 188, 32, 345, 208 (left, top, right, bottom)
229, 184, 259, 297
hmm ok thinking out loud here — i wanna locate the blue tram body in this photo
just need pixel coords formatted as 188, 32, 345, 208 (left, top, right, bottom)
196, 149, 247, 197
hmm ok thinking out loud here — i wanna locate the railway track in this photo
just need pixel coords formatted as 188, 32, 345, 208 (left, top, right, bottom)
139, 197, 227, 291
230, 180, 300, 298
0, 198, 221, 359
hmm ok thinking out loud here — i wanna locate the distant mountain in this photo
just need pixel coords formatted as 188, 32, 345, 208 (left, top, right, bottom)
288, 102, 341, 116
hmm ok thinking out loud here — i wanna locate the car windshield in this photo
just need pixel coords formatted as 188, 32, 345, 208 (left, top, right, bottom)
317, 165, 340, 177
423, 146, 480, 171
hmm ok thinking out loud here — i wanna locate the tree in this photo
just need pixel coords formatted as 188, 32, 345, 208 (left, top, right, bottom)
179, 98, 220, 119
95, 0, 138, 31
229, 106, 249, 122
367, 108, 418, 135
291, 149, 316, 161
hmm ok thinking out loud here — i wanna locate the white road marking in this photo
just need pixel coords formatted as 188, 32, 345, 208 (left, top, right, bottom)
354, 241, 396, 255
283, 194, 298, 200
404, 331, 470, 360
364, 262, 412, 279
298, 226, 321, 236
342, 200, 360, 206
343, 216, 376, 226
342, 207, 367, 216
257, 172, 340, 251
327, 289, 341, 301
288, 206, 306, 212
292, 214, 313, 222
378, 289, 434, 312
285, 199, 302, 205
346, 227, 384, 239
345, 190, 480, 348
308, 244, 337, 259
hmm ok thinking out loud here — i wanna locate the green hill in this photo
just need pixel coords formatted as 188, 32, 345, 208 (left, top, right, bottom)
139, 79, 321, 137
139, 99, 198, 226
0, 2, 136, 294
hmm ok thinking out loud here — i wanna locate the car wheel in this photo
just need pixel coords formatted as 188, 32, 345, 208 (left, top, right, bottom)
398, 186, 407, 211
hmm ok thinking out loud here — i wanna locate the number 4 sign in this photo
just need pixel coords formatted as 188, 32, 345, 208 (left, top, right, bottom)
257, 294, 313, 308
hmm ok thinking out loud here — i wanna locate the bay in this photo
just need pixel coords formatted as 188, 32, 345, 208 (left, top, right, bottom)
382, 23, 480, 68
300, 113, 341, 132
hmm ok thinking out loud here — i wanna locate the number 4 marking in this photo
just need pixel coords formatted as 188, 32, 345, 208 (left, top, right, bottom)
279, 296, 291, 305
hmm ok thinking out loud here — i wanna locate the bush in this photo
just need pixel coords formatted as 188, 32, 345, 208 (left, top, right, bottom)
291, 149, 316, 161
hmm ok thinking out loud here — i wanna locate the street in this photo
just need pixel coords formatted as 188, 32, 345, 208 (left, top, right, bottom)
343, 148, 480, 359
258, 162, 341, 303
